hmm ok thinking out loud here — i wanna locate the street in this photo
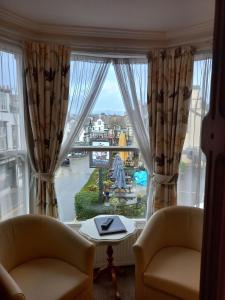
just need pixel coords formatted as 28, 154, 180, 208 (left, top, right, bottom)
55, 156, 93, 222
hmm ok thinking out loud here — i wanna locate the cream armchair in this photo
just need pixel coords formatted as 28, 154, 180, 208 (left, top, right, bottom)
0, 215, 95, 300
133, 206, 203, 300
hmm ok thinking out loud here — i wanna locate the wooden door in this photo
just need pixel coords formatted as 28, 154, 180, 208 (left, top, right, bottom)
200, 0, 225, 299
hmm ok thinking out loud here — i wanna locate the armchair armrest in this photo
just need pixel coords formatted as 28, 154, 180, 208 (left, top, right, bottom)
0, 264, 25, 300
133, 211, 166, 273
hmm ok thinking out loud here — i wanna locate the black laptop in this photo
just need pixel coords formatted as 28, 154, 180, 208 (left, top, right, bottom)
94, 216, 127, 236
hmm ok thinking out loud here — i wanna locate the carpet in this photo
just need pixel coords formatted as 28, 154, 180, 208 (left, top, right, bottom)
93, 266, 135, 300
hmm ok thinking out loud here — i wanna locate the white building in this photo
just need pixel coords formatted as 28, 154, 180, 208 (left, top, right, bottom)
93, 118, 105, 133
0, 89, 21, 151
184, 86, 206, 150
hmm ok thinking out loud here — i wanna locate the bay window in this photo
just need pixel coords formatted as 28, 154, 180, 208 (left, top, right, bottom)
0, 46, 212, 223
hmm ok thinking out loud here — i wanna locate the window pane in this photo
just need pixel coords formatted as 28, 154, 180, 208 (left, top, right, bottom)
0, 157, 27, 220
178, 58, 212, 208
0, 48, 28, 220
0, 121, 7, 150
55, 62, 148, 222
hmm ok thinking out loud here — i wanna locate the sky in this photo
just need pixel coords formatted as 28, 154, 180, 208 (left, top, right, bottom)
192, 59, 212, 105
92, 60, 212, 116
0, 51, 18, 94
92, 64, 125, 115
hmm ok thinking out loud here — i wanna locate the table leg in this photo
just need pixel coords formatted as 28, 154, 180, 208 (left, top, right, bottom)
107, 245, 121, 299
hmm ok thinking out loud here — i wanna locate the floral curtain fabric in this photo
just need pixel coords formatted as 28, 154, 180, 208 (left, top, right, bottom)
24, 41, 70, 217
148, 47, 194, 211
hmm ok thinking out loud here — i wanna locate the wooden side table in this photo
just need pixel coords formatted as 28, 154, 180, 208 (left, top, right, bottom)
79, 215, 136, 299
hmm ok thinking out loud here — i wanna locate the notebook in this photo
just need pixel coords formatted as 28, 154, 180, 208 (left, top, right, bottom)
94, 216, 127, 236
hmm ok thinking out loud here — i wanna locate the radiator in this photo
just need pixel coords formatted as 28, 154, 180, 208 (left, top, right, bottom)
68, 222, 143, 268
94, 229, 142, 268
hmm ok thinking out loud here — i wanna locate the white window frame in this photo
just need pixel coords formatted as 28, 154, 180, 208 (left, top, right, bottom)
0, 44, 29, 220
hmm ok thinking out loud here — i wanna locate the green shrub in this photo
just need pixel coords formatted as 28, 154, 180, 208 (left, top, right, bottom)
74, 167, 146, 220
82, 169, 99, 191
75, 191, 113, 220
103, 179, 113, 187
86, 184, 98, 192
75, 190, 146, 221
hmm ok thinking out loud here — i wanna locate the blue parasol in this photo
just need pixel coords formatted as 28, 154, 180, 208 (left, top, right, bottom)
112, 154, 123, 179
115, 163, 127, 189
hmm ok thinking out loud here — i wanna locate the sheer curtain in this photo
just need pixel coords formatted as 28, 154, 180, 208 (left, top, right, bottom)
177, 55, 212, 208
58, 55, 110, 166
113, 58, 152, 216
0, 44, 28, 220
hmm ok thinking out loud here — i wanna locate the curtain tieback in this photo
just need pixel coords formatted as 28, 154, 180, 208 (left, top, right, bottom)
152, 173, 178, 185
34, 172, 54, 183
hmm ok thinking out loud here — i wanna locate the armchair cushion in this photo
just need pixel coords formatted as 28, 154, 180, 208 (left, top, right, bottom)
144, 247, 200, 300
10, 258, 89, 300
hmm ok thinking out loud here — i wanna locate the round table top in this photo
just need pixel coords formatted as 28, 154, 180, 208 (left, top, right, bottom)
79, 215, 136, 245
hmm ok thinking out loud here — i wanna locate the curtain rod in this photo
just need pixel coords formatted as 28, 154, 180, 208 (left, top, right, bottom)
0, 36, 212, 59
71, 50, 147, 59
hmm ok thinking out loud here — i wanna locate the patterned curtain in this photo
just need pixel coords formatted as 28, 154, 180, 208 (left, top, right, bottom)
24, 42, 70, 217
147, 47, 194, 212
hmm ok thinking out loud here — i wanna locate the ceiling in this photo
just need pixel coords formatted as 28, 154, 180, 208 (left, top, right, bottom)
0, 0, 215, 32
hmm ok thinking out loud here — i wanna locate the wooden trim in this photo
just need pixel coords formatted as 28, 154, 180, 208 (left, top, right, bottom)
200, 0, 225, 298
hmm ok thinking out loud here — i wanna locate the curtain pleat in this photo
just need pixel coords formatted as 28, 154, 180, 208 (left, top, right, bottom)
177, 56, 212, 207
58, 55, 110, 167
148, 47, 194, 212
113, 58, 152, 216
24, 41, 70, 217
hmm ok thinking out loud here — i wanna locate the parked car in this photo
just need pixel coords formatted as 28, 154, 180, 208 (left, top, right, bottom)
61, 158, 70, 166
69, 151, 86, 158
